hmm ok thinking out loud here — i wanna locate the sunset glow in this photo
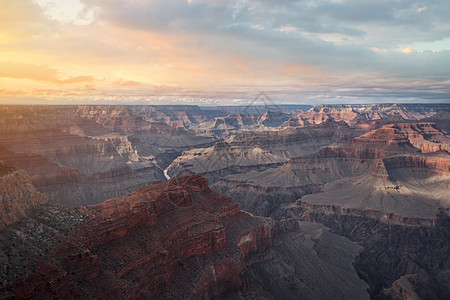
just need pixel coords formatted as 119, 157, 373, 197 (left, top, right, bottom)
1, 0, 449, 105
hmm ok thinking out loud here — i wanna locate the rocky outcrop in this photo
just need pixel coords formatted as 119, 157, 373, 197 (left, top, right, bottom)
75, 105, 217, 150
0, 175, 370, 299
0, 176, 251, 298
383, 152, 450, 174
240, 221, 369, 299
0, 162, 46, 230
192, 113, 260, 139
0, 140, 167, 207
287, 201, 448, 227
193, 109, 304, 138
390, 122, 450, 153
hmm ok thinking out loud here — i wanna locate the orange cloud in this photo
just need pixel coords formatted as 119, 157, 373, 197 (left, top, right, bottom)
0, 0, 54, 47
0, 88, 76, 97
0, 89, 29, 96
0, 61, 94, 84
402, 47, 417, 54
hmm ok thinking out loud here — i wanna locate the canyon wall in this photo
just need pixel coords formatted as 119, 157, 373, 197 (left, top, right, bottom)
299, 103, 450, 125
0, 105, 216, 206
209, 122, 449, 217
0, 162, 47, 230
0, 175, 369, 299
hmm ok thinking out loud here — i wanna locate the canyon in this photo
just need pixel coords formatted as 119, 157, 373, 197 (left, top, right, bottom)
1, 103, 449, 299
0, 171, 369, 299
0, 105, 216, 206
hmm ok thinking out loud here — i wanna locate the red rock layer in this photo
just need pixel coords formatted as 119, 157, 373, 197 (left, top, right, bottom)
382, 153, 450, 175
0, 176, 276, 299
306, 122, 449, 161
393, 122, 450, 152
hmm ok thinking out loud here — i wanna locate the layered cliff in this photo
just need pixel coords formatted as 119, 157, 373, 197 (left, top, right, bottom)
294, 103, 450, 126
420, 111, 450, 139
0, 162, 46, 230
128, 105, 225, 125
193, 110, 294, 139
0, 175, 370, 299
75, 105, 217, 150
0, 105, 217, 206
168, 120, 362, 183
211, 122, 450, 217
0, 176, 256, 298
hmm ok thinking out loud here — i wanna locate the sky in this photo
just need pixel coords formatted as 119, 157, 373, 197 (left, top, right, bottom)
0, 0, 449, 105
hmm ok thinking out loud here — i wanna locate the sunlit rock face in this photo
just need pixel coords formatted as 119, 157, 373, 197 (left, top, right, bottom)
298, 103, 450, 125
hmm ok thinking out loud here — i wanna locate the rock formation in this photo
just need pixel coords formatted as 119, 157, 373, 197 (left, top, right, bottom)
297, 103, 450, 125
210, 121, 449, 216
0, 161, 47, 230
0, 105, 216, 206
0, 175, 369, 299
1, 103, 449, 299
128, 105, 223, 125
168, 120, 362, 183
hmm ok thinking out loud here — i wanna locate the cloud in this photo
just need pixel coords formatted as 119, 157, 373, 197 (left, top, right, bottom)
77, 0, 450, 77
113, 79, 141, 86
371, 47, 388, 53
33, 0, 98, 25
402, 47, 418, 54
417, 6, 427, 13
0, 61, 95, 84
1, 0, 450, 104
82, 0, 450, 42
0, 0, 46, 39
